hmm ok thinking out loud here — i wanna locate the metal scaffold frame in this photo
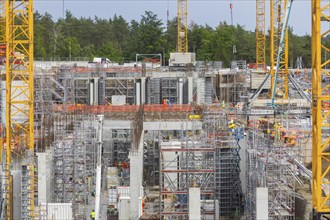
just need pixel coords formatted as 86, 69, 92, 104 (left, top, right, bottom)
159, 107, 216, 219
311, 0, 330, 214
104, 78, 135, 104
53, 114, 97, 218
34, 70, 54, 152
208, 104, 242, 217
246, 117, 310, 219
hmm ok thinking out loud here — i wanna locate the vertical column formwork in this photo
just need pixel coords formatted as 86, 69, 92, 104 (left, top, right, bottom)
5, 0, 34, 219
270, 0, 289, 99
311, 0, 330, 214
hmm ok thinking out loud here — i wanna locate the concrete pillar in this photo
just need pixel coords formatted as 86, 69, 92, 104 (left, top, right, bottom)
94, 77, 99, 105
119, 197, 131, 219
129, 133, 144, 219
136, 80, 141, 105
12, 170, 21, 220
188, 77, 193, 104
196, 78, 205, 104
178, 78, 184, 104
256, 187, 268, 220
189, 188, 201, 220
141, 77, 146, 104
37, 150, 54, 204
215, 200, 219, 219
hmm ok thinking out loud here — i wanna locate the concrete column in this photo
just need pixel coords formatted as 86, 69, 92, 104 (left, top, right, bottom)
178, 78, 184, 104
12, 170, 21, 220
141, 77, 146, 104
136, 80, 141, 105
189, 188, 201, 220
89, 80, 94, 105
37, 150, 54, 204
129, 132, 144, 219
256, 187, 268, 220
188, 77, 193, 104
94, 77, 99, 105
196, 78, 205, 104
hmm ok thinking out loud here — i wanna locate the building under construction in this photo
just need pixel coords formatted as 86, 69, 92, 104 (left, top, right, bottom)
0, 0, 329, 219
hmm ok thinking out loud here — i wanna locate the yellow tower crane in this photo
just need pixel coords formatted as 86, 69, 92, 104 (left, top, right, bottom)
270, 0, 289, 99
312, 0, 330, 217
256, 0, 266, 70
5, 0, 34, 219
177, 0, 188, 53
0, 0, 5, 163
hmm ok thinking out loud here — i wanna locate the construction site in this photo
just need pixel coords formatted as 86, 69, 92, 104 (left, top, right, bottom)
0, 0, 329, 220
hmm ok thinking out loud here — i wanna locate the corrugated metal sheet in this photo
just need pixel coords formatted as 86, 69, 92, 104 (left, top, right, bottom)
40, 203, 73, 220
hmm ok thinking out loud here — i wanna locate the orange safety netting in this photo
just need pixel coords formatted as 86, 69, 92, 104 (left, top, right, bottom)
144, 104, 193, 112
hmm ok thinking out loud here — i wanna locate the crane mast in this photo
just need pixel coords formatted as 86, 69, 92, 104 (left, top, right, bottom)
177, 0, 188, 53
5, 0, 34, 219
311, 0, 330, 217
270, 0, 289, 99
256, 0, 266, 69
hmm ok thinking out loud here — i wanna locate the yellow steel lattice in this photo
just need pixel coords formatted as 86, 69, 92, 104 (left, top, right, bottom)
256, 0, 266, 70
177, 0, 188, 53
5, 0, 34, 219
312, 0, 330, 214
270, 0, 289, 99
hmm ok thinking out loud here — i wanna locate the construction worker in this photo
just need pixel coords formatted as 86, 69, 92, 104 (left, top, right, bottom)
228, 120, 237, 134
90, 210, 95, 220
222, 100, 226, 108
286, 134, 297, 147
274, 122, 283, 141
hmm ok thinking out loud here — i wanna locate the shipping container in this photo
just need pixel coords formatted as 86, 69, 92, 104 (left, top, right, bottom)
39, 203, 73, 220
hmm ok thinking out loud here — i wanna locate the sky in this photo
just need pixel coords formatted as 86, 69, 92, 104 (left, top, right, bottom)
34, 0, 311, 36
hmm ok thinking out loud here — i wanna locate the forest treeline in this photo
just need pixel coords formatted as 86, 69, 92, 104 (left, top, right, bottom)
35, 10, 316, 67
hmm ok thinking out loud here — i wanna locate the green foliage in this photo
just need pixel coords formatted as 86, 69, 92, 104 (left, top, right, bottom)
33, 10, 312, 67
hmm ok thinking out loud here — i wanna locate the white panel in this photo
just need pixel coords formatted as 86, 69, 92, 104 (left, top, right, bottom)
256, 187, 269, 220
112, 95, 126, 105
40, 203, 73, 220
119, 197, 130, 220
189, 188, 201, 219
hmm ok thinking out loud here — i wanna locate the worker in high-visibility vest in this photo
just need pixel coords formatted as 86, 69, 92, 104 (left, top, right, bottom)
228, 120, 237, 135
90, 210, 95, 220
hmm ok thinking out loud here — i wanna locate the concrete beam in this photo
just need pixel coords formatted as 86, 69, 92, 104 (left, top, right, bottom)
103, 120, 133, 129
143, 121, 202, 131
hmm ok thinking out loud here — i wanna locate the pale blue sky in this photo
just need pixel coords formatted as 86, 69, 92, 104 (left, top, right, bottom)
35, 0, 311, 36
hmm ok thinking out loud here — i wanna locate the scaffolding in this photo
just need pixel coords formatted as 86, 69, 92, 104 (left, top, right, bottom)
53, 114, 96, 218
217, 65, 249, 104
34, 70, 55, 152
104, 78, 135, 104
208, 104, 242, 218
246, 117, 305, 219
161, 78, 178, 104
147, 78, 161, 104
159, 105, 216, 219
